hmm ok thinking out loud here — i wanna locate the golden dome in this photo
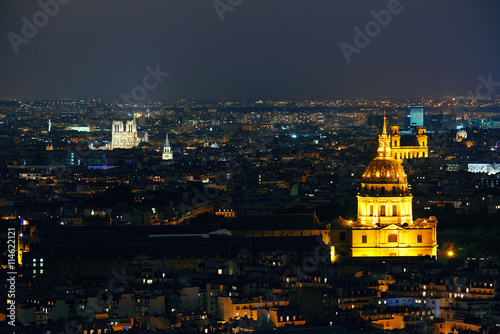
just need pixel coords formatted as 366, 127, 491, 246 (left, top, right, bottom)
362, 156, 407, 183
359, 114, 410, 196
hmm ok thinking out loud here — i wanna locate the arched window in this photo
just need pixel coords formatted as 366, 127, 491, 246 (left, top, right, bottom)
381, 187, 385, 194
392, 186, 396, 194
388, 234, 397, 242
389, 252, 397, 257
370, 187, 374, 195
380, 205, 386, 216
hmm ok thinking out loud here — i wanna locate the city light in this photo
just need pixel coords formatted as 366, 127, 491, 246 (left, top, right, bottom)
0, 1, 498, 331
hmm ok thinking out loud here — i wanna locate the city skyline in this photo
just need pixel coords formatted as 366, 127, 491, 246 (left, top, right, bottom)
2, 1, 500, 331
2, 94, 500, 331
1, 0, 500, 101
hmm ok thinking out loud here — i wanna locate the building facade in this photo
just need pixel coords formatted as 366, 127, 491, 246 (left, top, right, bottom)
111, 119, 148, 149
162, 134, 173, 161
330, 116, 437, 259
390, 125, 428, 161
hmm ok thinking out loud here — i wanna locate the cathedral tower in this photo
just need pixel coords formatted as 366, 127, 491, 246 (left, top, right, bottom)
111, 119, 142, 149
162, 134, 173, 161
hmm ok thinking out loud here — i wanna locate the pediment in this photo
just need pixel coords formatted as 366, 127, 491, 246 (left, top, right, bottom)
381, 224, 405, 230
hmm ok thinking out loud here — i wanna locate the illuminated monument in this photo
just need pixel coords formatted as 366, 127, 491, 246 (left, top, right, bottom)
330, 116, 437, 259
389, 124, 428, 161
111, 118, 148, 149
162, 134, 173, 161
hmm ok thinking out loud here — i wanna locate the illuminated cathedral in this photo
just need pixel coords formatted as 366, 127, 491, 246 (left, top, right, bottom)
111, 118, 148, 149
330, 116, 437, 260
390, 125, 428, 161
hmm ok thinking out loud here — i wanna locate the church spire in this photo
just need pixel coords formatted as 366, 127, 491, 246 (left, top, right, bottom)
377, 112, 392, 158
162, 134, 173, 161
382, 111, 387, 136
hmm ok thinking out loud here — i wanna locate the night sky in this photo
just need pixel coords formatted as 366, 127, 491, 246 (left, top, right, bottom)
1, 0, 499, 101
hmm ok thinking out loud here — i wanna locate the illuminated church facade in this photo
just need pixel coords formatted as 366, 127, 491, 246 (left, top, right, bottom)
390, 125, 428, 161
330, 116, 437, 259
162, 134, 173, 161
111, 118, 148, 149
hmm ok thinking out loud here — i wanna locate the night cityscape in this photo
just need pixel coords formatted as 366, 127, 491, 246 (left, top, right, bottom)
1, 1, 500, 334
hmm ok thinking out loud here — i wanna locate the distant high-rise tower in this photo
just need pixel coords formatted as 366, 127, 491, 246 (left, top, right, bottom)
162, 134, 173, 161
410, 105, 424, 128
48, 119, 51, 132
